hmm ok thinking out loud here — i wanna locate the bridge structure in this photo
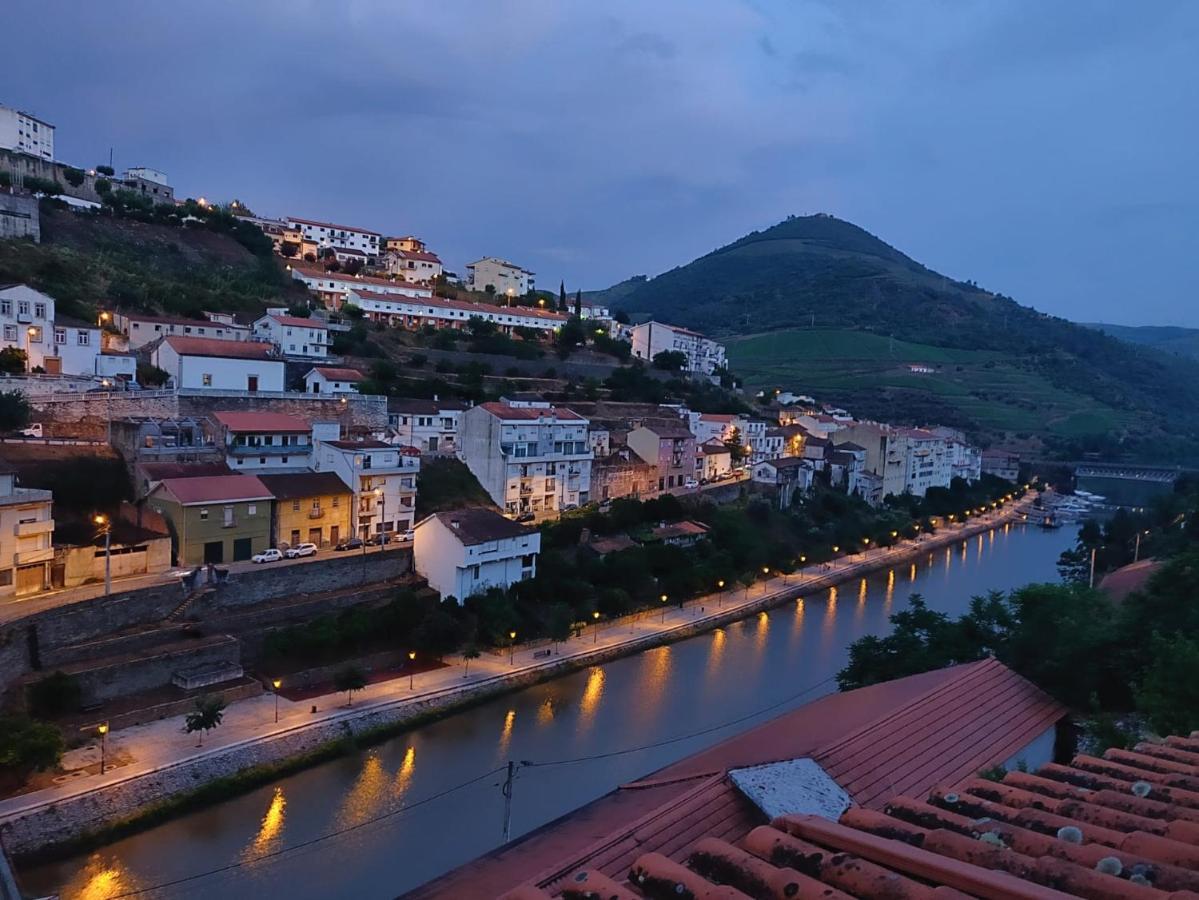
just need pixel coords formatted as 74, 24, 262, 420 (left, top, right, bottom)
1073, 463, 1181, 484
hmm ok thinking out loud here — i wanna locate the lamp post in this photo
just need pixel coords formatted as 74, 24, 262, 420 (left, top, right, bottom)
660, 593, 668, 623
25, 326, 37, 372
97, 722, 109, 774
100, 378, 112, 444
509, 631, 517, 666
272, 678, 281, 723
94, 514, 112, 596
375, 487, 386, 546
408, 651, 417, 690
592, 610, 600, 643
1134, 529, 1148, 562
717, 579, 725, 608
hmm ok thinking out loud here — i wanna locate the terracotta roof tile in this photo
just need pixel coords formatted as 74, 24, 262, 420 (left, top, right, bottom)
213, 411, 309, 433
154, 474, 272, 505
477, 402, 586, 421
309, 366, 365, 382
161, 336, 277, 360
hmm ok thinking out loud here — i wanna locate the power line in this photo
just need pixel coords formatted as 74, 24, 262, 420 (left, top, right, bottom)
104, 672, 842, 898
108, 764, 506, 899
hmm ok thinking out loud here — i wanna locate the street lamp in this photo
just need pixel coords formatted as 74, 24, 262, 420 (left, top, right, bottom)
272, 678, 282, 723
509, 630, 517, 665
25, 326, 37, 372
592, 610, 600, 643
374, 486, 386, 546
659, 593, 668, 623
717, 579, 725, 608
409, 651, 417, 689
97, 722, 109, 774
1134, 529, 1149, 562
94, 514, 112, 596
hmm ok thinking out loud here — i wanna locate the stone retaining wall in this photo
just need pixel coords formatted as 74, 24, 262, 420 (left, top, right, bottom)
0, 509, 1027, 858
65, 635, 241, 705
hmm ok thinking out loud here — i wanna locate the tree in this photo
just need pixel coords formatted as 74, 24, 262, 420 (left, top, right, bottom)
95, 164, 115, 176
334, 666, 367, 706
0, 715, 64, 778
1136, 634, 1199, 736
0, 389, 31, 432
136, 362, 169, 388
724, 427, 748, 463
94, 177, 111, 195
279, 241, 300, 258
558, 280, 568, 312
63, 167, 86, 187
0, 348, 27, 375
652, 350, 687, 371
183, 696, 227, 747
574, 289, 583, 319
462, 644, 481, 677
545, 603, 574, 652
555, 316, 586, 358
613, 309, 631, 325
23, 176, 63, 196
285, 302, 311, 318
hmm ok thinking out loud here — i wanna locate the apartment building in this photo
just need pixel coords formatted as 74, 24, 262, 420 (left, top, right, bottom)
115, 312, 249, 349
213, 411, 314, 472
388, 397, 467, 454
286, 216, 381, 256
0, 103, 54, 160
0, 465, 54, 597
257, 472, 353, 549
413, 508, 540, 603
458, 402, 592, 518
289, 264, 432, 308
465, 257, 535, 296
629, 321, 727, 376
348, 289, 565, 336
627, 421, 697, 491
839, 422, 953, 498
251, 312, 329, 359
981, 449, 1021, 482
0, 284, 106, 376
314, 439, 421, 539
383, 248, 443, 284
148, 475, 273, 565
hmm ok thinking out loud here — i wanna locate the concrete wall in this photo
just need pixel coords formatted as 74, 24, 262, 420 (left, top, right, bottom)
0, 191, 39, 241
65, 634, 241, 705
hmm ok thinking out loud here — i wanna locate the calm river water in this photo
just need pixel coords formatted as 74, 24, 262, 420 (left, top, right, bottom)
24, 522, 1076, 900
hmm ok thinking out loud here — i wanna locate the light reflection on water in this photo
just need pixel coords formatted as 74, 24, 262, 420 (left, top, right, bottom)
26, 524, 1076, 900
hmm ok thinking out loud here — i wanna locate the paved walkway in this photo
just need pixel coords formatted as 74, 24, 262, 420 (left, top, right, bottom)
0, 502, 1032, 823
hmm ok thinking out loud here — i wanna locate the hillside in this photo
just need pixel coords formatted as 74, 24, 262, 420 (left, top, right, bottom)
0, 202, 305, 322
595, 214, 1199, 463
1083, 323, 1199, 361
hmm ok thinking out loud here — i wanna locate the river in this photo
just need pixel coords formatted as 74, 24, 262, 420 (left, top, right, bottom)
23, 522, 1076, 900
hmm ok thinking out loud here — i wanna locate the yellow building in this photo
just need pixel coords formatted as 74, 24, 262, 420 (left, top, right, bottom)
258, 472, 353, 549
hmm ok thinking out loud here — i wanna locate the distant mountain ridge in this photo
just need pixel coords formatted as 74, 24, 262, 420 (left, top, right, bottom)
1082, 322, 1199, 361
588, 214, 1199, 462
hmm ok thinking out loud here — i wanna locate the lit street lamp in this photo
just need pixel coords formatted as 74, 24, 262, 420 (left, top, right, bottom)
94, 514, 112, 596
509, 631, 517, 665
97, 722, 109, 774
409, 651, 417, 689
272, 678, 282, 723
660, 593, 668, 623
592, 610, 601, 643
717, 579, 725, 608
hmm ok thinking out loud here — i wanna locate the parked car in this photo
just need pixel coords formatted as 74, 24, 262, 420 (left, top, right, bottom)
19, 423, 43, 438
683, 477, 699, 489
398, 528, 415, 543
514, 512, 536, 523
285, 542, 318, 559
251, 548, 283, 564
334, 537, 364, 552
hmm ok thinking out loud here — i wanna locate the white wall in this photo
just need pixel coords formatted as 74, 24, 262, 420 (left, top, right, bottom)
152, 344, 286, 391
413, 515, 540, 602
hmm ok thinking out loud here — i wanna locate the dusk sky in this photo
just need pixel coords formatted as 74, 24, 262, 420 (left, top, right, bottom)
8, 1, 1197, 325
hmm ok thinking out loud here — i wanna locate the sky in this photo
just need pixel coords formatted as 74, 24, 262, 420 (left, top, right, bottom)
6, 1, 1198, 326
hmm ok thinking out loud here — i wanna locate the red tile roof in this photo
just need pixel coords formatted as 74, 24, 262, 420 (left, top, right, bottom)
1098, 560, 1161, 604
350, 289, 567, 323
399, 249, 442, 264
287, 216, 380, 236
154, 474, 271, 505
477, 402, 586, 421
213, 411, 309, 433
161, 336, 277, 360
288, 263, 430, 293
308, 366, 365, 382
267, 314, 327, 329
651, 520, 710, 541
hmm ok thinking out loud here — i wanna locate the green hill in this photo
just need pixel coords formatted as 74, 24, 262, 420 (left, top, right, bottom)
594, 214, 1199, 463
1083, 323, 1199, 362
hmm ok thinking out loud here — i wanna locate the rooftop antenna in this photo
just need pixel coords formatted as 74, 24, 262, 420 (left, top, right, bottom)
108, 147, 113, 169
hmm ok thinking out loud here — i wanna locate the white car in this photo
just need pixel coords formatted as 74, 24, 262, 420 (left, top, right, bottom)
398, 529, 415, 543
251, 548, 284, 564
285, 542, 318, 559
683, 478, 699, 489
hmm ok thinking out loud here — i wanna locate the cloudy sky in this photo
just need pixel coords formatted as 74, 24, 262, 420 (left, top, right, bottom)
8, 1, 1197, 325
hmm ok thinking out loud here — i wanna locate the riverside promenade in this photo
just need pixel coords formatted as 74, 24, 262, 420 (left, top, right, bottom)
0, 499, 1035, 856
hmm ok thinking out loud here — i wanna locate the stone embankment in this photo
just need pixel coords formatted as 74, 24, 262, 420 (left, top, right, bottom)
0, 503, 1031, 858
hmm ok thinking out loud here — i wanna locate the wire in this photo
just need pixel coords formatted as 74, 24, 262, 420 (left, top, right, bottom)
525, 674, 839, 769
109, 764, 506, 898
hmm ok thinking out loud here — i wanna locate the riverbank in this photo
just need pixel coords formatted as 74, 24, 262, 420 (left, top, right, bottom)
0, 500, 1036, 861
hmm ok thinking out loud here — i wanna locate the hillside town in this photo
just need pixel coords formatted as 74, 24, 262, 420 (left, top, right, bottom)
4, 38, 1197, 900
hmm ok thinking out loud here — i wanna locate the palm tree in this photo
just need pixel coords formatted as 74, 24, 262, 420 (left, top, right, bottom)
334, 666, 367, 707
462, 644, 481, 678
184, 696, 227, 747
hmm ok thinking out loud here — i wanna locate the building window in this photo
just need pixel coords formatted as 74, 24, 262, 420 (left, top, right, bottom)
202, 373, 213, 386
199, 508, 209, 520
34, 303, 46, 319
18, 301, 29, 315
332, 495, 340, 507
77, 330, 90, 345
292, 500, 300, 511
54, 328, 66, 345
0, 300, 10, 316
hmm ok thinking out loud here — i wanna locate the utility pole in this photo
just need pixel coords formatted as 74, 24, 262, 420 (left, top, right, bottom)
501, 760, 519, 843
1089, 547, 1097, 589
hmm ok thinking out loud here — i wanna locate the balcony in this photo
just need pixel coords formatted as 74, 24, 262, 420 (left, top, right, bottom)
16, 547, 54, 565
229, 444, 307, 457
15, 519, 54, 538
308, 508, 325, 520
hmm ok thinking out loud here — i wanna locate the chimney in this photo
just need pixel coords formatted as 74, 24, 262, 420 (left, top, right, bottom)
433, 393, 439, 402
450, 518, 460, 530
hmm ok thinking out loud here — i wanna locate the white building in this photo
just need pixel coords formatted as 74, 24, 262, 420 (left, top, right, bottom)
465, 257, 535, 297
388, 398, 468, 454
629, 321, 726, 376
0, 465, 54, 597
688, 412, 736, 445
251, 313, 329, 359
286, 217, 381, 256
413, 508, 539, 603
214, 411, 315, 472
314, 438, 421, 539
840, 422, 953, 499
932, 427, 982, 483
458, 402, 592, 519
151, 336, 285, 392
384, 248, 443, 284
304, 366, 364, 394
289, 264, 432, 308
349, 289, 566, 336
114, 312, 249, 349
0, 104, 54, 160
0, 285, 108, 376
